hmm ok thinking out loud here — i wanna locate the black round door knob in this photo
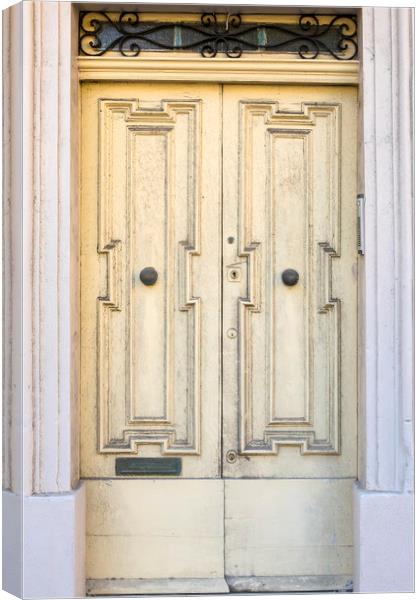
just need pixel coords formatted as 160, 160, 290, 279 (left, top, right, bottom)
281, 269, 299, 286
139, 267, 158, 286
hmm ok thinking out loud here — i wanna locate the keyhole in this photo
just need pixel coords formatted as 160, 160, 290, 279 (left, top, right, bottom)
228, 267, 241, 282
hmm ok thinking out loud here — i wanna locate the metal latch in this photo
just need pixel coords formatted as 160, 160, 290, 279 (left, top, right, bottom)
356, 194, 365, 256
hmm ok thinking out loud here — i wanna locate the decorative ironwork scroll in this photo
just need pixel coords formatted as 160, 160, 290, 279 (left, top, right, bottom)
79, 13, 358, 60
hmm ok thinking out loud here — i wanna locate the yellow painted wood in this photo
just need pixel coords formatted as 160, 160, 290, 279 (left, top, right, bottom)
80, 79, 357, 592
80, 12, 355, 26
85, 479, 226, 580
221, 83, 357, 588
222, 84, 358, 478
80, 82, 222, 479
224, 479, 353, 577
78, 56, 359, 85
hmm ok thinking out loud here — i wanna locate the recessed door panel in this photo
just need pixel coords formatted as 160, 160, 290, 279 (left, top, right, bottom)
224, 479, 353, 592
99, 99, 204, 453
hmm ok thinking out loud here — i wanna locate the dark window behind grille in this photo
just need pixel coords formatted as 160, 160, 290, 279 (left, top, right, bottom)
79, 13, 358, 60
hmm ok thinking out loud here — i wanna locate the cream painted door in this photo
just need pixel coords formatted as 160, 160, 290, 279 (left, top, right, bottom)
222, 85, 357, 592
80, 81, 227, 594
80, 81, 357, 595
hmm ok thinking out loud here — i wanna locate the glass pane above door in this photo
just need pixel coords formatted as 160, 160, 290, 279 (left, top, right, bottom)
79, 12, 358, 60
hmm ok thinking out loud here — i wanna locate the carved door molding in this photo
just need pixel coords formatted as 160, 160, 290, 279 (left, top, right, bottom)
222, 84, 357, 479
80, 79, 358, 591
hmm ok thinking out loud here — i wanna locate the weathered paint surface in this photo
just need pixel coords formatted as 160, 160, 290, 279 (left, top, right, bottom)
80, 80, 357, 592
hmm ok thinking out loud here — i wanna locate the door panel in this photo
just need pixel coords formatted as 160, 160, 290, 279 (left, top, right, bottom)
222, 85, 357, 478
80, 82, 225, 588
80, 80, 358, 593
81, 82, 222, 479
222, 84, 357, 590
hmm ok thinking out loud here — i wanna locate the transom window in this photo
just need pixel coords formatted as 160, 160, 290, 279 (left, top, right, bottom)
79, 12, 358, 60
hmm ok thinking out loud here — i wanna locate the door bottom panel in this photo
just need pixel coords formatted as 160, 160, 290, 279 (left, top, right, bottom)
85, 480, 225, 582
86, 478, 353, 595
224, 479, 353, 579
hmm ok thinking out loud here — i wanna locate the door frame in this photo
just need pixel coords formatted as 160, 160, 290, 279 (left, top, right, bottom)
2, 3, 413, 597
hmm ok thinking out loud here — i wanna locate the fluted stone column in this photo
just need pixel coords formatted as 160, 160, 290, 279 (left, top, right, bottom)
354, 7, 413, 593
2, 2, 85, 597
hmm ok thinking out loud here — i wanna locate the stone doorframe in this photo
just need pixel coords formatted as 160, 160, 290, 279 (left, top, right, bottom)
2, 2, 413, 597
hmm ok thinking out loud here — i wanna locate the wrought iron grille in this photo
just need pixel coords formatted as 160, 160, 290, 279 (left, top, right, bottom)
79, 12, 358, 60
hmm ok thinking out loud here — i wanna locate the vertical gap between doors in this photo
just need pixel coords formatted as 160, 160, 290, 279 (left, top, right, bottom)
220, 82, 225, 480
220, 83, 227, 581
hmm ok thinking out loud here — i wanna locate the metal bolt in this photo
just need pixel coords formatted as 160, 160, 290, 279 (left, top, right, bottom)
226, 450, 238, 463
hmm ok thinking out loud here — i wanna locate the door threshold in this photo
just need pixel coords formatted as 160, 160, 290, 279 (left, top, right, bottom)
87, 575, 352, 596
86, 577, 230, 596
226, 575, 353, 593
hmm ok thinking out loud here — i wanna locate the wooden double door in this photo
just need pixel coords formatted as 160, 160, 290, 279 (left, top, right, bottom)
81, 81, 357, 594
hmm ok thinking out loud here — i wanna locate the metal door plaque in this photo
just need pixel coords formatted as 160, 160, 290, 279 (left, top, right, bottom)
115, 457, 182, 476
